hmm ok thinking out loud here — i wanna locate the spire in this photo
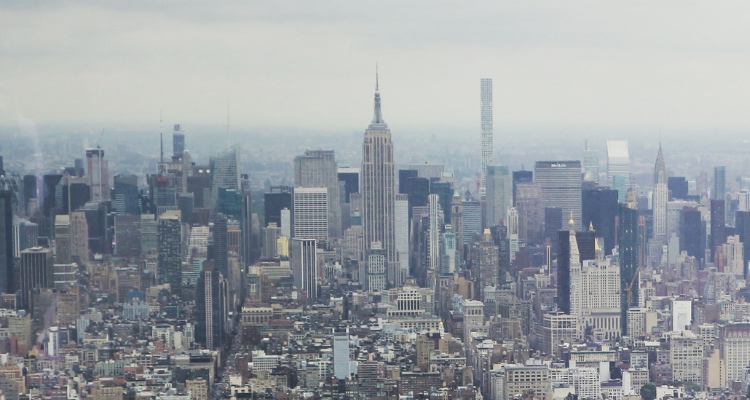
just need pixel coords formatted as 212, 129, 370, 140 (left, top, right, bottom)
654, 140, 666, 185
368, 65, 387, 129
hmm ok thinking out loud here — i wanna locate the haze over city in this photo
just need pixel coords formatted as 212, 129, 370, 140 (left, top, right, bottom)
1, 3, 750, 400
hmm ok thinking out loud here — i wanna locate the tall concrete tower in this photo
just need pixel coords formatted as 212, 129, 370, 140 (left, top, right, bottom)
361, 70, 397, 270
480, 78, 493, 196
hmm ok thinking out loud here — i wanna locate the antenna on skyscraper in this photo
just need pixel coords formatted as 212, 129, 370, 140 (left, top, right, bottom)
227, 101, 231, 148
160, 110, 164, 164
375, 62, 379, 91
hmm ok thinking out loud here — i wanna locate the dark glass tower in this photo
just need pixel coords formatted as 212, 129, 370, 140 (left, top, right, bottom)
735, 211, 750, 278
667, 177, 689, 200
264, 186, 292, 228
582, 186, 618, 256
680, 207, 703, 262
0, 191, 13, 294
710, 199, 725, 262
157, 216, 182, 290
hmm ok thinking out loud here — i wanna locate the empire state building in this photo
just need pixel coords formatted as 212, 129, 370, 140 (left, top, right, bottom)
361, 72, 397, 272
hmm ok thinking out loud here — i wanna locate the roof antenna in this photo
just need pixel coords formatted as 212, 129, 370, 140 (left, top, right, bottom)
376, 62, 379, 91
159, 110, 164, 163
227, 101, 231, 148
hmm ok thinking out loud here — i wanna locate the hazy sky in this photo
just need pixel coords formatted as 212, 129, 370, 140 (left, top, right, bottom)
2, 1, 750, 134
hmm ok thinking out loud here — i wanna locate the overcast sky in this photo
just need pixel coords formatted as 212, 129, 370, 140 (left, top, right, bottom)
2, 1, 750, 135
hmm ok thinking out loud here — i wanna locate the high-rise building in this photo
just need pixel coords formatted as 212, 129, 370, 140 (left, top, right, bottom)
475, 229, 499, 295
0, 192, 12, 295
139, 214, 157, 256
583, 144, 599, 183
333, 328, 351, 380
295, 150, 341, 238
485, 165, 511, 229
480, 78, 493, 196
735, 211, 750, 278
512, 170, 533, 206
409, 163, 445, 180
293, 188, 328, 241
428, 194, 442, 273
679, 207, 703, 262
515, 183, 542, 245
241, 177, 253, 266
70, 211, 89, 262
462, 198, 481, 246
582, 186, 618, 256
713, 166, 726, 200
291, 238, 317, 303
361, 72, 396, 264
114, 214, 141, 258
113, 175, 139, 215
535, 161, 582, 231
54, 215, 71, 265
22, 175, 37, 215
157, 215, 182, 290
86, 147, 109, 202
338, 167, 359, 203
195, 262, 227, 350
668, 177, 689, 200
570, 252, 622, 341
172, 124, 185, 159
394, 194, 409, 280
210, 147, 240, 210
399, 170, 429, 219
264, 186, 292, 228
606, 141, 630, 203
653, 144, 668, 242
212, 214, 228, 276
617, 204, 639, 310
19, 247, 54, 310
557, 225, 596, 315
710, 199, 725, 262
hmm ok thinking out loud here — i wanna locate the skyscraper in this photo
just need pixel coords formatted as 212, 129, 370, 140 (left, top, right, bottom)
652, 143, 668, 241
338, 167, 359, 203
512, 170, 533, 206
394, 194, 409, 282
113, 174, 139, 215
582, 186, 618, 255
210, 147, 240, 210
293, 188, 328, 241
157, 215, 182, 290
480, 78, 493, 196
668, 177, 689, 200
485, 165, 511, 229
294, 150, 341, 238
557, 224, 596, 314
54, 215, 71, 265
195, 262, 227, 350
264, 186, 292, 228
361, 71, 396, 265
20, 247, 54, 310
0, 191, 13, 294
291, 238, 317, 303
535, 161, 582, 231
713, 166, 726, 200
172, 124, 185, 159
606, 141, 630, 203
86, 147, 109, 202
679, 207, 703, 262
583, 143, 599, 183
710, 199, 725, 262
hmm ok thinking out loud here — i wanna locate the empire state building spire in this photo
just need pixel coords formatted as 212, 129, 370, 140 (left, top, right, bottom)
369, 67, 387, 129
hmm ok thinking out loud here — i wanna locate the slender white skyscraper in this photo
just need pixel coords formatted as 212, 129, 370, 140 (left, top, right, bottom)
394, 194, 409, 283
361, 70, 397, 269
480, 78, 493, 196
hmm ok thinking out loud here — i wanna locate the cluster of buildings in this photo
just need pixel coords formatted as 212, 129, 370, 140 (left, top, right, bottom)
0, 75, 744, 400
